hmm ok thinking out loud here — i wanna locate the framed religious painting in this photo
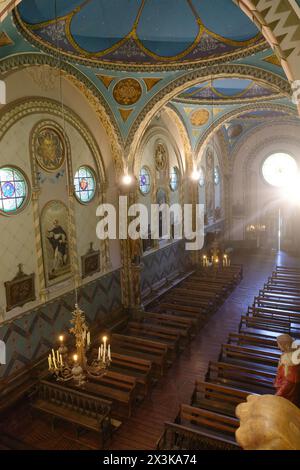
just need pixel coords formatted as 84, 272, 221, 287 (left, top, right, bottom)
81, 242, 100, 279
5, 264, 36, 311
40, 200, 72, 287
34, 125, 65, 173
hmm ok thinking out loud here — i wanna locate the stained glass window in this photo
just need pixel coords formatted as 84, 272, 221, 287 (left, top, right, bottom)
0, 167, 28, 214
214, 166, 220, 185
74, 166, 96, 203
139, 166, 151, 195
199, 166, 205, 187
262, 153, 297, 187
170, 166, 180, 191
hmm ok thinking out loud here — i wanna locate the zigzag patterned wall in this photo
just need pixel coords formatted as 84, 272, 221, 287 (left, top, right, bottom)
0, 270, 121, 380
141, 241, 191, 295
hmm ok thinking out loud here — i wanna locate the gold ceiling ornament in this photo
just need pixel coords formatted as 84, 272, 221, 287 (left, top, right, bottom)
26, 65, 60, 92
119, 108, 133, 122
113, 78, 142, 106
0, 31, 13, 47
190, 108, 210, 127
96, 74, 115, 89
263, 53, 281, 67
143, 77, 162, 92
154, 142, 168, 171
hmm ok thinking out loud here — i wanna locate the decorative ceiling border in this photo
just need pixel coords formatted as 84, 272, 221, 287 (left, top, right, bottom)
125, 63, 291, 157
0, 52, 125, 174
195, 102, 298, 159
13, 8, 268, 72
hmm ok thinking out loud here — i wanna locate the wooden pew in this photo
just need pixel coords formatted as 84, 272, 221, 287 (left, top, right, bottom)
108, 352, 152, 399
191, 380, 251, 418
206, 361, 275, 394
228, 332, 278, 351
248, 305, 300, 324
86, 370, 137, 418
264, 282, 300, 296
164, 293, 213, 310
30, 380, 112, 448
219, 343, 279, 370
158, 301, 206, 318
254, 296, 300, 312
174, 404, 239, 449
124, 321, 180, 360
143, 311, 194, 342
111, 333, 168, 378
239, 314, 300, 338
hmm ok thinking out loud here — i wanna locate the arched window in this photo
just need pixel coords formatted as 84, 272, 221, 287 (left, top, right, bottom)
139, 166, 151, 195
0, 166, 28, 215
170, 166, 180, 191
262, 153, 298, 187
199, 166, 205, 187
214, 166, 220, 185
74, 166, 96, 203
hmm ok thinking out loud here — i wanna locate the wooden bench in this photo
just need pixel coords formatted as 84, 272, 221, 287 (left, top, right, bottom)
206, 361, 275, 394
143, 311, 194, 341
125, 321, 180, 360
191, 380, 251, 417
174, 404, 239, 449
30, 380, 112, 448
239, 314, 300, 338
228, 332, 278, 350
111, 333, 168, 378
248, 306, 300, 324
106, 352, 152, 399
220, 343, 279, 370
254, 297, 300, 312
86, 370, 137, 418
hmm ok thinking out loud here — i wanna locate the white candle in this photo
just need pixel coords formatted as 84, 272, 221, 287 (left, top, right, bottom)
108, 345, 111, 361
87, 331, 90, 347
48, 355, 52, 370
56, 350, 60, 364
98, 346, 101, 361
100, 344, 103, 359
103, 336, 107, 362
53, 355, 57, 370
60, 354, 63, 366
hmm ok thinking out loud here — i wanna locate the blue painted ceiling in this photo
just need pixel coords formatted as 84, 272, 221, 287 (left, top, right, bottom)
16, 0, 266, 69
175, 78, 281, 104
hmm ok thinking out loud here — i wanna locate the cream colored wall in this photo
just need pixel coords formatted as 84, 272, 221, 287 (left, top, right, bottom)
230, 121, 300, 241
0, 69, 122, 321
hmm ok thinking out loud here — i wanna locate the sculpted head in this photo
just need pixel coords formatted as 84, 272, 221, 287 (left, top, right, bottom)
235, 395, 300, 450
277, 334, 294, 353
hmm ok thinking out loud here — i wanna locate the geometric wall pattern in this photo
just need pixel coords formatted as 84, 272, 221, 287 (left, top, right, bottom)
0, 270, 121, 379
141, 241, 190, 296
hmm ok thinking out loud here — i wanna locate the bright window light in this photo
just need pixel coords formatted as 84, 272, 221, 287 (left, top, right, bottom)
262, 153, 298, 188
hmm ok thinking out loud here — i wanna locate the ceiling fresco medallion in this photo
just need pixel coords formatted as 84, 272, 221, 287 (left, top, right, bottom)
113, 78, 142, 106
190, 109, 210, 126
227, 124, 243, 139
35, 127, 65, 172
155, 142, 167, 171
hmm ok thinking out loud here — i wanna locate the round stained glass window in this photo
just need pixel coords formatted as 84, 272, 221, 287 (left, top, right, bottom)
214, 166, 220, 185
170, 166, 180, 192
262, 153, 298, 187
199, 166, 205, 187
139, 166, 151, 195
74, 166, 96, 203
0, 166, 28, 214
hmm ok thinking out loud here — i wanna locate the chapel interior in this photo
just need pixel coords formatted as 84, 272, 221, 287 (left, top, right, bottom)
0, 0, 300, 452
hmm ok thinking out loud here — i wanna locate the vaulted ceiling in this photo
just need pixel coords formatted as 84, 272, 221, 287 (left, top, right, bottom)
16, 0, 266, 69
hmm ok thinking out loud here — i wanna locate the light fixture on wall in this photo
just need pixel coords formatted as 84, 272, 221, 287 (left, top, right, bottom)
191, 168, 200, 181
122, 173, 133, 185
